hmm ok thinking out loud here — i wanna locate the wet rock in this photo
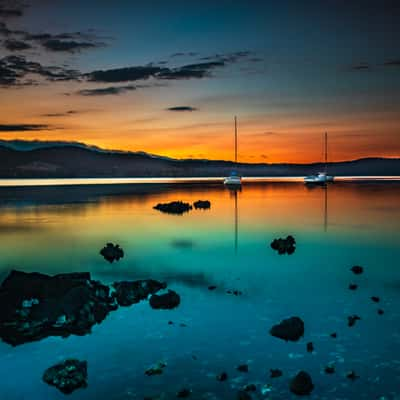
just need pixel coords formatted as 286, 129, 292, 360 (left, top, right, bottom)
237, 364, 249, 373
349, 283, 358, 290
348, 315, 361, 327
171, 239, 194, 249
193, 200, 211, 210
306, 342, 314, 353
168, 320, 174, 325
112, 280, 166, 306
177, 388, 191, 398
216, 372, 228, 381
378, 309, 384, 315
270, 316, 304, 342
154, 201, 192, 215
270, 369, 283, 378
324, 365, 335, 374
330, 332, 337, 339
43, 359, 87, 394
145, 361, 166, 376
237, 390, 252, 400
289, 371, 314, 396
270, 235, 296, 255
350, 265, 363, 275
346, 371, 359, 381
149, 290, 180, 310
208, 285, 217, 291
371, 296, 380, 303
100, 243, 124, 263
243, 384, 257, 392
0, 270, 117, 346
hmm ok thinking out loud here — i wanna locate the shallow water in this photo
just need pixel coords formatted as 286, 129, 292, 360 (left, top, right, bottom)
0, 181, 400, 399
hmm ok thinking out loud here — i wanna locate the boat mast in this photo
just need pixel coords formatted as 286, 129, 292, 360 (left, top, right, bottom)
324, 131, 328, 174
234, 116, 238, 164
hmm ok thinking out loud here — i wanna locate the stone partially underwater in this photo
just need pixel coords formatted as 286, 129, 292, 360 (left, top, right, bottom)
270, 235, 296, 255
153, 201, 192, 215
0, 270, 173, 346
100, 242, 124, 263
270, 316, 304, 341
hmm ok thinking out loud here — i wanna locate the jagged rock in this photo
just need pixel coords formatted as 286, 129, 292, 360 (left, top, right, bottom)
145, 361, 166, 376
100, 243, 124, 263
149, 290, 180, 310
289, 371, 314, 396
237, 390, 252, 400
371, 296, 380, 303
348, 315, 361, 327
270, 316, 304, 341
0, 270, 117, 346
270, 235, 296, 255
43, 359, 87, 394
237, 364, 249, 372
270, 369, 283, 378
216, 372, 228, 381
153, 201, 192, 215
193, 200, 211, 210
177, 388, 191, 398
349, 283, 358, 290
112, 280, 166, 306
350, 265, 363, 275
306, 342, 314, 353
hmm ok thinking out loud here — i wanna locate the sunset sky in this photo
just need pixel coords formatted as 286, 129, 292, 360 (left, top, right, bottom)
0, 0, 399, 163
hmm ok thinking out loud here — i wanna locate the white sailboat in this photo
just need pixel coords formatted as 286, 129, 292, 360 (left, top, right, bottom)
304, 132, 334, 184
224, 116, 242, 186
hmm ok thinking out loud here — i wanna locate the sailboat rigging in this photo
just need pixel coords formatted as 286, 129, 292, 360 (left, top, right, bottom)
224, 116, 242, 186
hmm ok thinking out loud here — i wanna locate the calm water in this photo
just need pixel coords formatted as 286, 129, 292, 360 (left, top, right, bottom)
0, 181, 400, 399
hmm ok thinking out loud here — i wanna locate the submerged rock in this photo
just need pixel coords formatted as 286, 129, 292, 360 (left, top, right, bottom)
330, 332, 337, 339
177, 388, 191, 398
43, 359, 87, 394
149, 290, 180, 310
216, 372, 228, 381
289, 371, 314, 396
348, 315, 361, 327
346, 371, 359, 381
378, 309, 384, 315
243, 384, 257, 392
237, 364, 249, 372
270, 235, 296, 255
371, 296, 380, 303
270, 316, 304, 341
112, 280, 166, 306
193, 200, 211, 210
350, 265, 364, 275
237, 390, 252, 400
324, 365, 335, 374
153, 201, 192, 215
145, 361, 166, 376
0, 270, 117, 346
306, 342, 314, 353
270, 369, 283, 378
208, 285, 217, 291
349, 283, 358, 290
100, 242, 124, 263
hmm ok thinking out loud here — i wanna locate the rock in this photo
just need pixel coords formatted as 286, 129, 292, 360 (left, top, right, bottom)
371, 296, 380, 303
216, 372, 228, 381
348, 315, 361, 327
270, 369, 283, 378
306, 342, 314, 353
0, 270, 117, 346
100, 242, 124, 263
112, 280, 166, 306
324, 365, 335, 374
145, 362, 166, 376
346, 371, 359, 381
237, 390, 252, 400
171, 239, 194, 249
350, 265, 363, 275
378, 309, 384, 315
149, 290, 180, 310
289, 371, 314, 396
193, 200, 211, 210
243, 384, 257, 392
270, 316, 304, 341
43, 359, 87, 394
208, 285, 217, 291
330, 332, 337, 338
270, 235, 296, 255
237, 364, 249, 372
349, 283, 358, 290
153, 201, 192, 215
177, 388, 191, 398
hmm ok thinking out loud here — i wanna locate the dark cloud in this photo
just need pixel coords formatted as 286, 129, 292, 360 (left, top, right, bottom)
167, 106, 197, 112
78, 85, 137, 96
0, 124, 53, 132
41, 39, 101, 53
351, 63, 370, 70
3, 39, 31, 51
170, 52, 198, 58
41, 110, 78, 117
85, 66, 164, 83
383, 59, 400, 67
157, 61, 225, 80
0, 7, 23, 17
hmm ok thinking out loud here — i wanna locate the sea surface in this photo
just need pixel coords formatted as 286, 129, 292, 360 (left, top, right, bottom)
0, 180, 399, 399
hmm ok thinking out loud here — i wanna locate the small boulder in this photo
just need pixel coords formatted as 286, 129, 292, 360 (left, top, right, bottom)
371, 296, 380, 303
350, 265, 363, 275
193, 200, 211, 210
149, 290, 180, 310
145, 361, 166, 376
43, 359, 87, 394
216, 372, 228, 381
237, 364, 249, 373
306, 342, 314, 353
100, 243, 124, 263
154, 201, 192, 215
289, 371, 314, 396
324, 365, 335, 374
348, 315, 361, 327
377, 309, 384, 315
112, 280, 166, 306
346, 371, 359, 381
237, 390, 252, 400
270, 235, 296, 255
270, 316, 304, 341
330, 332, 337, 339
243, 384, 257, 392
349, 283, 358, 290
177, 388, 191, 398
270, 369, 283, 378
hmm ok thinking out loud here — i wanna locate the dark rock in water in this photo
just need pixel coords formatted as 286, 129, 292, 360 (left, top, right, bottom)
350, 265, 363, 275
179, 323, 187, 327
43, 359, 87, 394
270, 316, 304, 341
346, 371, 359, 381
168, 320, 174, 325
177, 388, 191, 398
243, 384, 257, 392
306, 342, 314, 353
237, 390, 252, 400
112, 280, 166, 306
193, 200, 211, 210
237, 364, 249, 372
100, 242, 124, 263
289, 371, 314, 396
348, 315, 361, 327
324, 365, 335, 374
377, 309, 384, 315
349, 283, 358, 290
145, 362, 166, 376
216, 372, 228, 381
270, 235, 296, 255
330, 332, 337, 339
171, 239, 194, 249
371, 296, 380, 303
270, 369, 283, 378
208, 285, 217, 291
154, 201, 192, 215
149, 290, 180, 310
0, 270, 117, 346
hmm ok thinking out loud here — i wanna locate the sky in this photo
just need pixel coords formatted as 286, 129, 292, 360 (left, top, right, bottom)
0, 0, 399, 163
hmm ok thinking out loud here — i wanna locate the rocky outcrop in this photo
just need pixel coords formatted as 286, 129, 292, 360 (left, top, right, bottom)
112, 280, 167, 306
153, 201, 192, 215
149, 290, 180, 309
43, 359, 88, 394
270, 316, 304, 342
289, 371, 314, 396
100, 243, 124, 263
193, 200, 211, 210
270, 235, 296, 255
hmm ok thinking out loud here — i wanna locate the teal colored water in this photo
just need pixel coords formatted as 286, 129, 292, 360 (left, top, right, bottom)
0, 181, 399, 399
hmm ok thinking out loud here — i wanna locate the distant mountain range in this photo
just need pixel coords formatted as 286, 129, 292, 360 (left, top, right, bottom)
0, 139, 399, 178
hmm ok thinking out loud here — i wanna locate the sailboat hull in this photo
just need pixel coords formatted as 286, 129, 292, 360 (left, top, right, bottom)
224, 176, 242, 185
